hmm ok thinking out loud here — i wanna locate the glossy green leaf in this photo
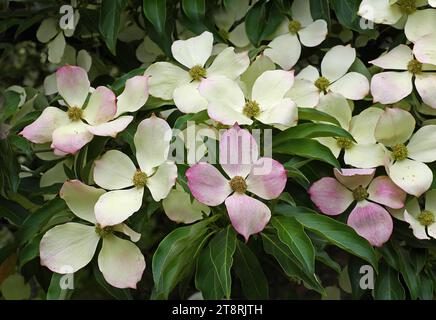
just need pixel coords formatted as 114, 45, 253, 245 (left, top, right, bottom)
16, 198, 68, 245
374, 262, 405, 300
245, 1, 284, 46
309, 0, 331, 26
233, 241, 269, 300
143, 0, 167, 34
298, 107, 341, 126
270, 216, 315, 274
182, 0, 205, 22
152, 218, 212, 299
98, 0, 127, 55
1, 91, 20, 122
262, 231, 324, 294
330, 0, 376, 35
195, 226, 237, 300
273, 123, 354, 146
273, 138, 340, 168
275, 204, 378, 270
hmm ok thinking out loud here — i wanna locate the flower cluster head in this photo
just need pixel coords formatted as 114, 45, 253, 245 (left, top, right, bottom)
145, 31, 249, 114
93, 115, 177, 226
309, 168, 406, 246
40, 180, 145, 289
264, 0, 328, 70
370, 44, 436, 108
186, 125, 287, 241
20, 65, 149, 154
287, 45, 370, 108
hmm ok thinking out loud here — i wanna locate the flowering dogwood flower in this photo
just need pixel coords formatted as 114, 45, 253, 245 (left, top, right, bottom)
358, 0, 436, 42
20, 66, 148, 154
288, 45, 369, 105
264, 0, 327, 70
199, 70, 297, 129
309, 168, 406, 246
145, 31, 249, 113
315, 94, 386, 168
93, 115, 177, 226
375, 108, 436, 197
403, 189, 436, 239
370, 44, 436, 108
186, 125, 287, 241
40, 180, 145, 289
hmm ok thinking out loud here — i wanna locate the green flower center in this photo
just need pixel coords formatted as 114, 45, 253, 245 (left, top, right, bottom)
243, 100, 261, 118
189, 64, 207, 81
67, 106, 83, 121
288, 20, 302, 35
132, 171, 147, 188
396, 0, 417, 14
407, 59, 423, 74
95, 224, 113, 237
418, 210, 435, 226
391, 144, 408, 161
336, 137, 353, 149
229, 176, 247, 194
314, 76, 330, 92
353, 185, 369, 202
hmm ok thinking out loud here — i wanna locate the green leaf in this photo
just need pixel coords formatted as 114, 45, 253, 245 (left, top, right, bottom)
182, 0, 205, 22
195, 226, 237, 299
98, 0, 127, 55
93, 262, 133, 300
330, 0, 376, 35
418, 274, 434, 300
174, 110, 209, 131
298, 107, 340, 126
152, 218, 212, 299
0, 198, 28, 226
233, 241, 269, 300
1, 91, 21, 122
261, 231, 324, 294
273, 123, 354, 147
245, 1, 284, 47
309, 0, 331, 26
47, 273, 74, 300
374, 262, 405, 300
18, 235, 41, 268
285, 165, 310, 189
16, 198, 68, 245
270, 216, 315, 274
275, 204, 378, 270
392, 242, 420, 300
143, 0, 167, 34
0, 138, 20, 197
316, 250, 341, 273
273, 138, 340, 168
